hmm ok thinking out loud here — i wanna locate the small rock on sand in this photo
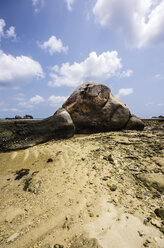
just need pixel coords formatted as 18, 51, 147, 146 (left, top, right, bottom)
70, 235, 102, 248
7, 232, 23, 243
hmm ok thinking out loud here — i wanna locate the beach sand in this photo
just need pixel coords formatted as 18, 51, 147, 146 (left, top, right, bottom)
0, 120, 164, 248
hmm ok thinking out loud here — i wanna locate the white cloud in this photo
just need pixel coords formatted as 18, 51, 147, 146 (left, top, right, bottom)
18, 94, 44, 109
0, 19, 5, 38
32, 0, 75, 12
145, 102, 163, 107
0, 18, 17, 41
13, 93, 25, 102
0, 50, 44, 87
157, 103, 163, 106
120, 69, 133, 78
155, 73, 164, 80
65, 0, 75, 11
32, 0, 45, 13
1, 107, 19, 112
48, 51, 131, 87
6, 26, 16, 40
38, 36, 68, 55
145, 102, 154, 106
32, 0, 38, 5
29, 95, 45, 104
93, 0, 164, 48
48, 95, 68, 106
18, 101, 33, 109
116, 88, 133, 98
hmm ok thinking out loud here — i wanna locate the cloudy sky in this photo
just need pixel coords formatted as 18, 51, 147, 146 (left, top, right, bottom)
0, 0, 164, 118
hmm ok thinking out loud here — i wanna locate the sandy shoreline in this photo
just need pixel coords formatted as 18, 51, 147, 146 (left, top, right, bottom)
0, 120, 164, 248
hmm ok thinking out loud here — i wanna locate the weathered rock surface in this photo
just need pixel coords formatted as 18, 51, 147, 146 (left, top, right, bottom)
0, 82, 144, 151
70, 235, 102, 248
15, 115, 22, 119
23, 114, 33, 119
0, 108, 74, 152
137, 173, 164, 193
5, 114, 34, 120
124, 114, 145, 130
63, 82, 144, 133
154, 208, 164, 220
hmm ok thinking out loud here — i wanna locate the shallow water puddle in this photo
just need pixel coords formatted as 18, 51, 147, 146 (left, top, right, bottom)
86, 203, 164, 248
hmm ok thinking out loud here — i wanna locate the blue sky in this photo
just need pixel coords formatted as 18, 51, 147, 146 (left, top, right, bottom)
0, 0, 164, 118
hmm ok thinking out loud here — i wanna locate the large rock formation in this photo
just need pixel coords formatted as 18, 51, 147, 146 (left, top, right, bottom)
5, 114, 34, 120
63, 82, 143, 133
0, 108, 74, 152
23, 115, 33, 119
0, 82, 144, 152
124, 114, 144, 131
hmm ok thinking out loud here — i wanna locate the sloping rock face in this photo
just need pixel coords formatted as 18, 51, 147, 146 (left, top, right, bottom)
124, 114, 145, 131
63, 82, 142, 133
0, 108, 74, 152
